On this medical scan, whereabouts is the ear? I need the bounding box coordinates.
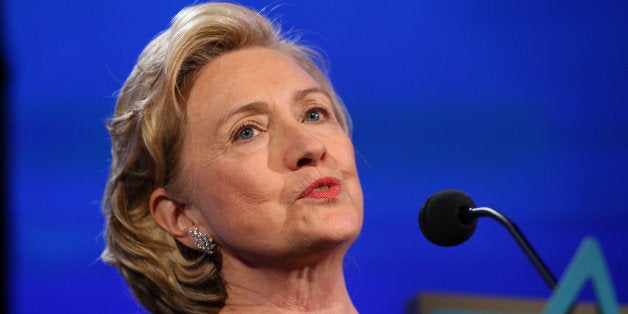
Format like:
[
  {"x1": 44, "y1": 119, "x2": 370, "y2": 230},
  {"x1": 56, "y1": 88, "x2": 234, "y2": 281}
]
[{"x1": 149, "y1": 187, "x2": 196, "y2": 249}]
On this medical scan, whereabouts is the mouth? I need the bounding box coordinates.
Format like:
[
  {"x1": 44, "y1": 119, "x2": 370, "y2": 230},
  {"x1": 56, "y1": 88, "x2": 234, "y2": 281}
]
[{"x1": 298, "y1": 177, "x2": 342, "y2": 200}]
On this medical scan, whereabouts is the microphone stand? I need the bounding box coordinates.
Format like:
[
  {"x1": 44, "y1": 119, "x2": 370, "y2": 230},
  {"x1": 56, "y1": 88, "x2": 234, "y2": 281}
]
[
  {"x1": 467, "y1": 207, "x2": 583, "y2": 314},
  {"x1": 467, "y1": 207, "x2": 558, "y2": 290}
]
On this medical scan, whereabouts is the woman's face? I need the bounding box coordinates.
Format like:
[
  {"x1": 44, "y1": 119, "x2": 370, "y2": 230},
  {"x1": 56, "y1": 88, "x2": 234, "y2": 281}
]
[{"x1": 182, "y1": 47, "x2": 363, "y2": 266}]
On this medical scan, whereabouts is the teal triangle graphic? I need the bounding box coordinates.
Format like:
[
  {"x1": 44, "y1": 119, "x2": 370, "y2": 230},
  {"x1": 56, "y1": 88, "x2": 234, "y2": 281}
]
[
  {"x1": 426, "y1": 237, "x2": 621, "y2": 314},
  {"x1": 542, "y1": 236, "x2": 620, "y2": 314}
]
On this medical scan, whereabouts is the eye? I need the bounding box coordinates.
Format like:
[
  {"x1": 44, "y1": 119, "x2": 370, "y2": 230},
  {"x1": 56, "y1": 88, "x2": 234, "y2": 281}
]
[
  {"x1": 303, "y1": 107, "x2": 328, "y2": 122},
  {"x1": 305, "y1": 111, "x2": 320, "y2": 122},
  {"x1": 233, "y1": 124, "x2": 261, "y2": 142},
  {"x1": 239, "y1": 127, "x2": 256, "y2": 140}
]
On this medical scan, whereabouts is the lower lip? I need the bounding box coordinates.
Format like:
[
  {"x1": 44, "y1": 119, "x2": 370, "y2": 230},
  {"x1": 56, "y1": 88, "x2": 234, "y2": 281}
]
[{"x1": 303, "y1": 184, "x2": 342, "y2": 199}]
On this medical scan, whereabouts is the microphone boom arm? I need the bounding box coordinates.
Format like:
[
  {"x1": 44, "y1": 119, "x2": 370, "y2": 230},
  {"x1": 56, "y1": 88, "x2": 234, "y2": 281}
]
[{"x1": 468, "y1": 207, "x2": 558, "y2": 290}]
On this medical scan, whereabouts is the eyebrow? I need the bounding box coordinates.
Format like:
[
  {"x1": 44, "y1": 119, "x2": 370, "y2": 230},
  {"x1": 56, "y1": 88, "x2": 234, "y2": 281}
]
[
  {"x1": 217, "y1": 87, "x2": 330, "y2": 128},
  {"x1": 217, "y1": 101, "x2": 269, "y2": 129},
  {"x1": 292, "y1": 87, "x2": 330, "y2": 103}
]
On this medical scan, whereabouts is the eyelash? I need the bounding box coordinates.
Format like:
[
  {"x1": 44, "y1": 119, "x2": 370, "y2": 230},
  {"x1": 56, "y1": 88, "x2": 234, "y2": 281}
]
[
  {"x1": 231, "y1": 122, "x2": 262, "y2": 142},
  {"x1": 230, "y1": 106, "x2": 332, "y2": 143},
  {"x1": 303, "y1": 106, "x2": 330, "y2": 122}
]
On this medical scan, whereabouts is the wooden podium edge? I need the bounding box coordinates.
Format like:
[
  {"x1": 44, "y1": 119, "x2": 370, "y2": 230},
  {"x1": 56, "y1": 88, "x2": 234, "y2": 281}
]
[{"x1": 406, "y1": 291, "x2": 628, "y2": 314}]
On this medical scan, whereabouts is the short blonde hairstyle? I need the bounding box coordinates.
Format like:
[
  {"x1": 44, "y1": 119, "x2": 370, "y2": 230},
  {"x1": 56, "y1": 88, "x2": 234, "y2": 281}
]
[{"x1": 101, "y1": 2, "x2": 350, "y2": 313}]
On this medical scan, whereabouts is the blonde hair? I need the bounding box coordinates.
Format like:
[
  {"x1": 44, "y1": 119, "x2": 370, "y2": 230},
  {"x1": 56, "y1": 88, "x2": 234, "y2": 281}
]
[{"x1": 101, "y1": 2, "x2": 350, "y2": 313}]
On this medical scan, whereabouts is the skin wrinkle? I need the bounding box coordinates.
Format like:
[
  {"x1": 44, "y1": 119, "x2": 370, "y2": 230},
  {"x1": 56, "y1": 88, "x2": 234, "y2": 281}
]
[
  {"x1": 179, "y1": 46, "x2": 361, "y2": 312},
  {"x1": 222, "y1": 262, "x2": 351, "y2": 312}
]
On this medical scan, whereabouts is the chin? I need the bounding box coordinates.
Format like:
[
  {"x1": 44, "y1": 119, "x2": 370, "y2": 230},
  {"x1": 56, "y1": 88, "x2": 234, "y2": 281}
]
[
  {"x1": 308, "y1": 210, "x2": 363, "y2": 250},
  {"x1": 263, "y1": 217, "x2": 362, "y2": 269}
]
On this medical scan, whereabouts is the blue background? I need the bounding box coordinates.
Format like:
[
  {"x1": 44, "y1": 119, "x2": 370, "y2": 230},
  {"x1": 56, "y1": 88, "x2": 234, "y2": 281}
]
[{"x1": 7, "y1": 0, "x2": 627, "y2": 313}]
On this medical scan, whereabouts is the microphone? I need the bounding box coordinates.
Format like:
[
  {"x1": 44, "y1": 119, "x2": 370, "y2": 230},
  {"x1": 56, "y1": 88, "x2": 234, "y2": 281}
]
[
  {"x1": 419, "y1": 189, "x2": 477, "y2": 247},
  {"x1": 418, "y1": 189, "x2": 558, "y2": 290}
]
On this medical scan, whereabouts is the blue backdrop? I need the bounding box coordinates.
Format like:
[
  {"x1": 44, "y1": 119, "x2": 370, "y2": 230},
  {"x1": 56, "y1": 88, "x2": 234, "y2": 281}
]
[{"x1": 8, "y1": 0, "x2": 628, "y2": 313}]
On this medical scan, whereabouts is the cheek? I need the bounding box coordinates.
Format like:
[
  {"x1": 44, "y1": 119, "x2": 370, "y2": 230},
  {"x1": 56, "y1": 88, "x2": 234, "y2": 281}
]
[
  {"x1": 189, "y1": 156, "x2": 283, "y2": 233},
  {"x1": 198, "y1": 170, "x2": 261, "y2": 207},
  {"x1": 332, "y1": 136, "x2": 363, "y2": 208},
  {"x1": 333, "y1": 134, "x2": 359, "y2": 175}
]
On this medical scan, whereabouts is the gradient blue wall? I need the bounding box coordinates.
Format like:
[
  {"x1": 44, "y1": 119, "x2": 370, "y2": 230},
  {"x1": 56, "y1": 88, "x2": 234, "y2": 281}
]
[{"x1": 7, "y1": 0, "x2": 628, "y2": 313}]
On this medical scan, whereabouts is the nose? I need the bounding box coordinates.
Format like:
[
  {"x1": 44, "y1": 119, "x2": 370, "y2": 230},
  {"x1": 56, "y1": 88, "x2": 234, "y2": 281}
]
[{"x1": 282, "y1": 124, "x2": 327, "y2": 170}]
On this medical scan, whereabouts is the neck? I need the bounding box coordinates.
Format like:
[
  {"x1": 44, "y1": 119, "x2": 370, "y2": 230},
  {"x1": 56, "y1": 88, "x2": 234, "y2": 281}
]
[{"x1": 219, "y1": 248, "x2": 357, "y2": 313}]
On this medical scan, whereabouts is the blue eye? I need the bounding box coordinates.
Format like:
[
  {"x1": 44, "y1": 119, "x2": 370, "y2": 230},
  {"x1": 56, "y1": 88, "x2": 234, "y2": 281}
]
[
  {"x1": 304, "y1": 110, "x2": 321, "y2": 122},
  {"x1": 236, "y1": 126, "x2": 258, "y2": 141},
  {"x1": 239, "y1": 127, "x2": 255, "y2": 140}
]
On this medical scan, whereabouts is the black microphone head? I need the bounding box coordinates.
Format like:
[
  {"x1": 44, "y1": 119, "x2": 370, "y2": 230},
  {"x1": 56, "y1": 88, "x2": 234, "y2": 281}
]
[{"x1": 419, "y1": 189, "x2": 478, "y2": 247}]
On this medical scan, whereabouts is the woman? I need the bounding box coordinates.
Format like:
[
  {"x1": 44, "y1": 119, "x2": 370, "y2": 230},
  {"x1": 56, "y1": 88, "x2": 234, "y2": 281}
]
[{"x1": 101, "y1": 2, "x2": 363, "y2": 313}]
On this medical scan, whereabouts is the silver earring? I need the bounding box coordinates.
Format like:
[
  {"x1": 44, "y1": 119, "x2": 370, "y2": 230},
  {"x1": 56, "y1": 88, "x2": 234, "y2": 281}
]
[{"x1": 189, "y1": 227, "x2": 216, "y2": 255}]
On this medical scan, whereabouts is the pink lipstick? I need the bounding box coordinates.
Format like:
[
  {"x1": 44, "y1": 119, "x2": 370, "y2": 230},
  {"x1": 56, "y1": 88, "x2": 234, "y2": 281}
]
[{"x1": 298, "y1": 177, "x2": 342, "y2": 199}]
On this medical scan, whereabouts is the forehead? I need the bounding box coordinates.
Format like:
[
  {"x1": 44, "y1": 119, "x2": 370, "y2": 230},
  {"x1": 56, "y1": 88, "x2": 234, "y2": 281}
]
[{"x1": 185, "y1": 47, "x2": 321, "y2": 120}]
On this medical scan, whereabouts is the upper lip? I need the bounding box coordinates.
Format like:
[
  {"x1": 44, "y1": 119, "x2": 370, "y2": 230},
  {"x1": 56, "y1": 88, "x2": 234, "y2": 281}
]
[{"x1": 297, "y1": 176, "x2": 341, "y2": 199}]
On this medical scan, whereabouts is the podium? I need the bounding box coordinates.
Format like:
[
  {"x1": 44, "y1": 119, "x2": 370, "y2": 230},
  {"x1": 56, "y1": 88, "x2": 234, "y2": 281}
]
[
  {"x1": 408, "y1": 237, "x2": 626, "y2": 314},
  {"x1": 407, "y1": 292, "x2": 628, "y2": 314}
]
